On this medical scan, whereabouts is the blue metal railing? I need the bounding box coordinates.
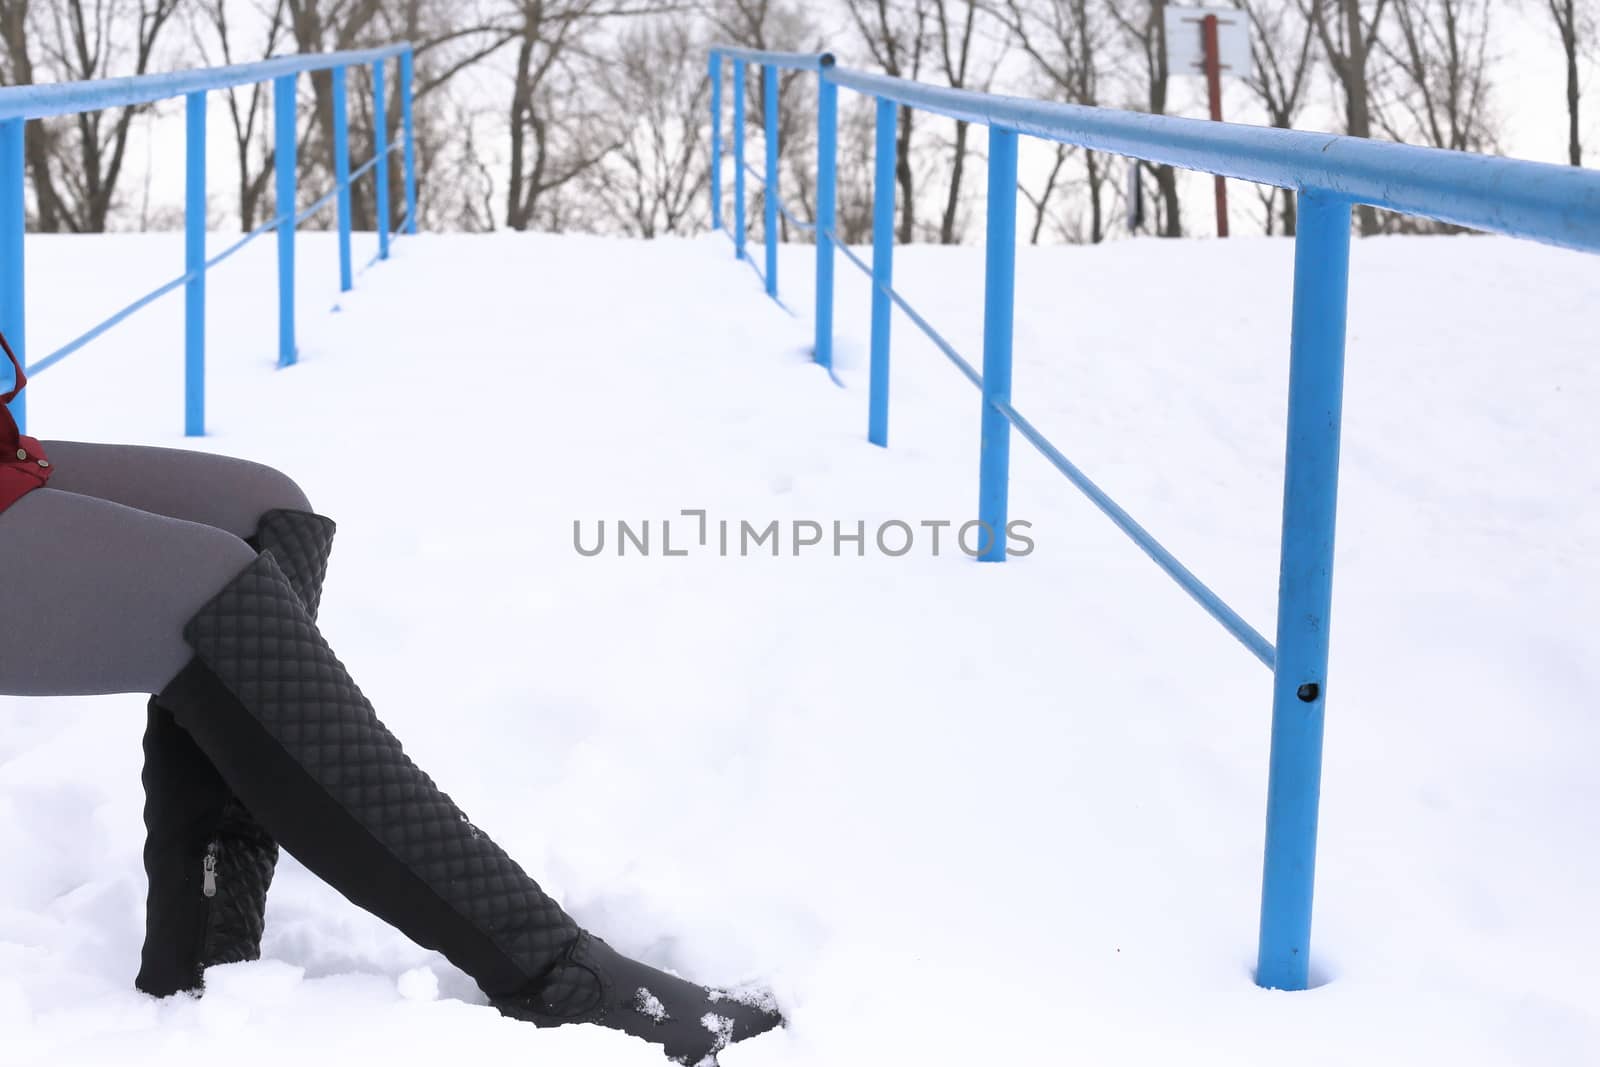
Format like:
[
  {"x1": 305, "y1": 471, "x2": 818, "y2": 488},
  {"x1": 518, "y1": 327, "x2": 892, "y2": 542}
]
[
  {"x1": 707, "y1": 45, "x2": 1600, "y2": 993},
  {"x1": 0, "y1": 44, "x2": 418, "y2": 436}
]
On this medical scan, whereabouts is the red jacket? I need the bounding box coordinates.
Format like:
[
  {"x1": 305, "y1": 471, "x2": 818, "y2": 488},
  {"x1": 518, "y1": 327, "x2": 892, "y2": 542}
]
[{"x1": 0, "y1": 331, "x2": 52, "y2": 515}]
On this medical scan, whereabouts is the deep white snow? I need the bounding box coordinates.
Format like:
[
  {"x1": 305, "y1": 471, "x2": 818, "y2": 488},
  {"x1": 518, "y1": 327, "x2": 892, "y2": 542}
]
[{"x1": 1, "y1": 228, "x2": 1598, "y2": 1066}]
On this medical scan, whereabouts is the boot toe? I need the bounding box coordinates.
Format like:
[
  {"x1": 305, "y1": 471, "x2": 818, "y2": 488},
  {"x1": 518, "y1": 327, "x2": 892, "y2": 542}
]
[{"x1": 579, "y1": 935, "x2": 785, "y2": 1063}]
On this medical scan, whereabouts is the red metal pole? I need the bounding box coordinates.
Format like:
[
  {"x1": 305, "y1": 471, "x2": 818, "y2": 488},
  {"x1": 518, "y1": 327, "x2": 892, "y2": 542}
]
[{"x1": 1203, "y1": 14, "x2": 1230, "y2": 238}]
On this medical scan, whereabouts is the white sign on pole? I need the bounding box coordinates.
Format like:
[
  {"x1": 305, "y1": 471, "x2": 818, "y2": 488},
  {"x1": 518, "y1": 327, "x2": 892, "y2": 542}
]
[{"x1": 1164, "y1": 6, "x2": 1253, "y2": 79}]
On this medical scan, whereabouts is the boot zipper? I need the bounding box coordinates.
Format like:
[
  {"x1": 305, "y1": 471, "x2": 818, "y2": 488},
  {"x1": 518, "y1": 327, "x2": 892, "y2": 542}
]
[
  {"x1": 193, "y1": 838, "x2": 222, "y2": 983},
  {"x1": 202, "y1": 842, "x2": 219, "y2": 899}
]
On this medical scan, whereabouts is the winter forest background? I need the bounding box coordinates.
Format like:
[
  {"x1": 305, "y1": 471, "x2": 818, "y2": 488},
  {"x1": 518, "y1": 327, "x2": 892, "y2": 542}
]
[{"x1": 0, "y1": 0, "x2": 1593, "y2": 243}]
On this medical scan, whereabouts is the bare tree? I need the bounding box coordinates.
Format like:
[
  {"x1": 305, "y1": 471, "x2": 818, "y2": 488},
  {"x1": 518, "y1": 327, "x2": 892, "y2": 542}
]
[
  {"x1": 430, "y1": 104, "x2": 498, "y2": 231},
  {"x1": 929, "y1": 0, "x2": 999, "y2": 243},
  {"x1": 1108, "y1": 0, "x2": 1182, "y2": 237},
  {"x1": 1377, "y1": 0, "x2": 1496, "y2": 154},
  {"x1": 189, "y1": 0, "x2": 289, "y2": 232},
  {"x1": 1305, "y1": 0, "x2": 1388, "y2": 234},
  {"x1": 1017, "y1": 140, "x2": 1067, "y2": 242},
  {"x1": 1540, "y1": 0, "x2": 1591, "y2": 165},
  {"x1": 504, "y1": 1, "x2": 612, "y2": 230},
  {"x1": 831, "y1": 94, "x2": 880, "y2": 244},
  {"x1": 284, "y1": 0, "x2": 399, "y2": 231},
  {"x1": 588, "y1": 14, "x2": 709, "y2": 237},
  {"x1": 707, "y1": 0, "x2": 821, "y2": 242},
  {"x1": 1233, "y1": 0, "x2": 1318, "y2": 234},
  {"x1": 997, "y1": 0, "x2": 1114, "y2": 244},
  {"x1": 0, "y1": 0, "x2": 71, "y2": 231},
  {"x1": 844, "y1": 0, "x2": 929, "y2": 242},
  {"x1": 20, "y1": 0, "x2": 185, "y2": 232}
]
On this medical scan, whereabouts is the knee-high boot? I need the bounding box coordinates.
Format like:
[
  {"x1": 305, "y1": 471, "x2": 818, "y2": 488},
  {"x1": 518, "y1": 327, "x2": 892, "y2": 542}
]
[
  {"x1": 135, "y1": 509, "x2": 336, "y2": 997},
  {"x1": 152, "y1": 549, "x2": 781, "y2": 1064}
]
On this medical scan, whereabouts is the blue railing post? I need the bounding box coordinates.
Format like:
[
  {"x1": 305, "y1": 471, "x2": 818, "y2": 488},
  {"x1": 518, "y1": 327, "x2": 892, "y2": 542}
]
[
  {"x1": 1256, "y1": 189, "x2": 1353, "y2": 992},
  {"x1": 814, "y1": 75, "x2": 837, "y2": 369},
  {"x1": 733, "y1": 59, "x2": 747, "y2": 261},
  {"x1": 710, "y1": 53, "x2": 722, "y2": 231},
  {"x1": 0, "y1": 118, "x2": 24, "y2": 433},
  {"x1": 400, "y1": 48, "x2": 417, "y2": 234},
  {"x1": 868, "y1": 97, "x2": 896, "y2": 447},
  {"x1": 273, "y1": 73, "x2": 298, "y2": 368},
  {"x1": 184, "y1": 91, "x2": 206, "y2": 435},
  {"x1": 762, "y1": 64, "x2": 778, "y2": 297},
  {"x1": 374, "y1": 59, "x2": 390, "y2": 260},
  {"x1": 977, "y1": 128, "x2": 1019, "y2": 562},
  {"x1": 332, "y1": 65, "x2": 353, "y2": 292}
]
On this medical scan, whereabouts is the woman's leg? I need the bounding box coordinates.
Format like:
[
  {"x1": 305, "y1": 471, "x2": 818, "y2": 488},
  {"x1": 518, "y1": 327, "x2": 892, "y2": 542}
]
[
  {"x1": 16, "y1": 444, "x2": 334, "y2": 996},
  {"x1": 38, "y1": 440, "x2": 311, "y2": 538},
  {"x1": 154, "y1": 550, "x2": 783, "y2": 1061},
  {"x1": 0, "y1": 488, "x2": 256, "y2": 696},
  {"x1": 0, "y1": 473, "x2": 781, "y2": 1059}
]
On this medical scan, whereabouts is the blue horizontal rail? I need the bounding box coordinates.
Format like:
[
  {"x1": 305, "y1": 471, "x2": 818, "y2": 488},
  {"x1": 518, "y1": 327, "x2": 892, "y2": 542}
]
[
  {"x1": 824, "y1": 66, "x2": 1600, "y2": 255},
  {"x1": 0, "y1": 44, "x2": 419, "y2": 436},
  {"x1": 714, "y1": 47, "x2": 834, "y2": 71},
  {"x1": 0, "y1": 45, "x2": 410, "y2": 121},
  {"x1": 707, "y1": 43, "x2": 1600, "y2": 996}
]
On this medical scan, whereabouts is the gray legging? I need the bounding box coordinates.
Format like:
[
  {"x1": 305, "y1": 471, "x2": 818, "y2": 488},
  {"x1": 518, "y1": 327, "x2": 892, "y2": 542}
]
[{"x1": 0, "y1": 441, "x2": 312, "y2": 696}]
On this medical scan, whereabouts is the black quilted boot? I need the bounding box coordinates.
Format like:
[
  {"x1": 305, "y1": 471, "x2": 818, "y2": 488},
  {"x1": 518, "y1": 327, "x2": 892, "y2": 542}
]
[
  {"x1": 135, "y1": 509, "x2": 336, "y2": 997},
  {"x1": 152, "y1": 550, "x2": 782, "y2": 1063}
]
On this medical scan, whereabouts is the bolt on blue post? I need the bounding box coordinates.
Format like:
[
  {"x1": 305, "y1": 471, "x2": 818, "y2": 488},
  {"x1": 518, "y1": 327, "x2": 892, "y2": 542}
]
[
  {"x1": 977, "y1": 127, "x2": 1019, "y2": 562},
  {"x1": 1256, "y1": 188, "x2": 1353, "y2": 992},
  {"x1": 709, "y1": 54, "x2": 722, "y2": 231},
  {"x1": 814, "y1": 75, "x2": 837, "y2": 370},
  {"x1": 374, "y1": 59, "x2": 390, "y2": 261},
  {"x1": 332, "y1": 65, "x2": 353, "y2": 293},
  {"x1": 400, "y1": 49, "x2": 417, "y2": 235},
  {"x1": 733, "y1": 60, "x2": 747, "y2": 261},
  {"x1": 273, "y1": 74, "x2": 298, "y2": 368},
  {"x1": 762, "y1": 64, "x2": 778, "y2": 298},
  {"x1": 868, "y1": 97, "x2": 896, "y2": 448},
  {"x1": 0, "y1": 119, "x2": 25, "y2": 434},
  {"x1": 184, "y1": 91, "x2": 206, "y2": 436}
]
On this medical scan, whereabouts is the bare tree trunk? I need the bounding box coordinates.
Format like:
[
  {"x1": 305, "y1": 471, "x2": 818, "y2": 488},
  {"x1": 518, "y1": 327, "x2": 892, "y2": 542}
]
[
  {"x1": 1234, "y1": 0, "x2": 1319, "y2": 235},
  {"x1": 940, "y1": 119, "x2": 966, "y2": 243},
  {"x1": 894, "y1": 107, "x2": 915, "y2": 242},
  {"x1": 0, "y1": 0, "x2": 68, "y2": 231},
  {"x1": 1151, "y1": 9, "x2": 1181, "y2": 238},
  {"x1": 1308, "y1": 0, "x2": 1387, "y2": 234},
  {"x1": 286, "y1": 0, "x2": 386, "y2": 230},
  {"x1": 1110, "y1": 0, "x2": 1182, "y2": 236},
  {"x1": 931, "y1": 0, "x2": 993, "y2": 244},
  {"x1": 505, "y1": 34, "x2": 536, "y2": 231},
  {"x1": 1084, "y1": 148, "x2": 1105, "y2": 243},
  {"x1": 503, "y1": 1, "x2": 624, "y2": 232},
  {"x1": 1568, "y1": 27, "x2": 1582, "y2": 166},
  {"x1": 846, "y1": 0, "x2": 928, "y2": 242},
  {"x1": 24, "y1": 0, "x2": 184, "y2": 231},
  {"x1": 1547, "y1": 0, "x2": 1584, "y2": 166},
  {"x1": 192, "y1": 0, "x2": 287, "y2": 231},
  {"x1": 998, "y1": 0, "x2": 1111, "y2": 242}
]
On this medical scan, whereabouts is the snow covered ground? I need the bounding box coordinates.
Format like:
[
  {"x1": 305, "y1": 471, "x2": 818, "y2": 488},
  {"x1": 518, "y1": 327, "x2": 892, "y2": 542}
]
[{"x1": 1, "y1": 227, "x2": 1598, "y2": 1066}]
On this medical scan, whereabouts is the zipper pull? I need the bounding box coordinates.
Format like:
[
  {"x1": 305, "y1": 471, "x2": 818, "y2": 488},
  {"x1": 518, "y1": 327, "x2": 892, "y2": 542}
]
[{"x1": 202, "y1": 845, "x2": 218, "y2": 899}]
